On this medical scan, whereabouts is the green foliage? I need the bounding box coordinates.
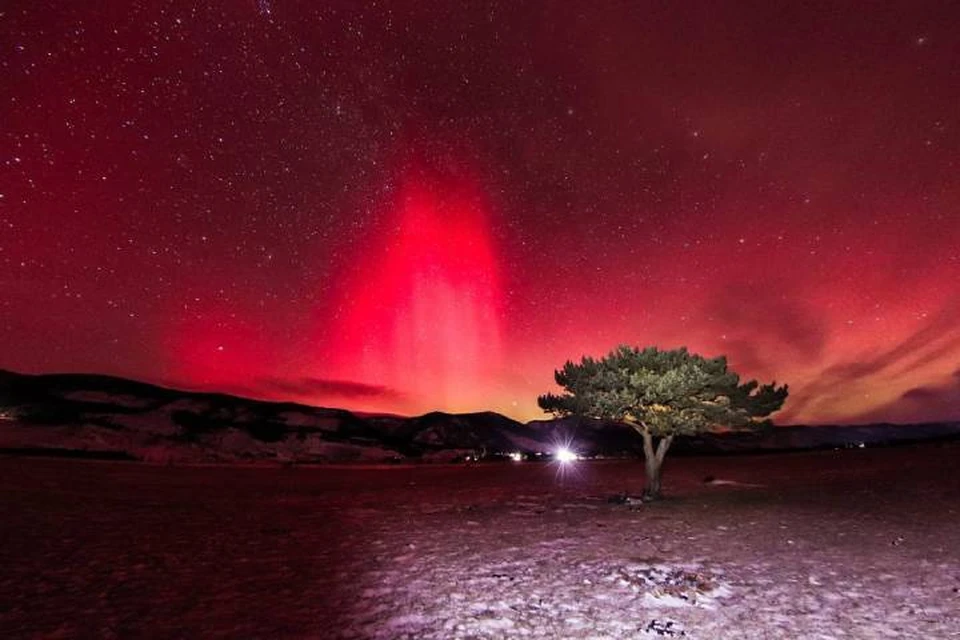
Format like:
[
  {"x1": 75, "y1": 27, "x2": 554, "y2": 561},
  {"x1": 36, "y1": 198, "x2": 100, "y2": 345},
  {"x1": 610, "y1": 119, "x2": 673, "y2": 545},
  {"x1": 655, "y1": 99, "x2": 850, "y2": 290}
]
[{"x1": 538, "y1": 345, "x2": 788, "y2": 437}]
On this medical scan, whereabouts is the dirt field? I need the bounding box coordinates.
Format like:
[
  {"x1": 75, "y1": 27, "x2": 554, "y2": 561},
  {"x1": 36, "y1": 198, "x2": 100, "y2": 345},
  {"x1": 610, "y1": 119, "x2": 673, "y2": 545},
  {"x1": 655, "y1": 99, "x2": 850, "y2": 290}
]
[{"x1": 2, "y1": 443, "x2": 959, "y2": 638}]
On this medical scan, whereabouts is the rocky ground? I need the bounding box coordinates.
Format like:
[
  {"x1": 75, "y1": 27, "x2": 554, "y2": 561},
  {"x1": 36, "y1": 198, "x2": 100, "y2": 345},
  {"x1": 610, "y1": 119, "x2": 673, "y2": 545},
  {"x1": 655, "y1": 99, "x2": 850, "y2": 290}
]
[{"x1": 1, "y1": 443, "x2": 958, "y2": 638}]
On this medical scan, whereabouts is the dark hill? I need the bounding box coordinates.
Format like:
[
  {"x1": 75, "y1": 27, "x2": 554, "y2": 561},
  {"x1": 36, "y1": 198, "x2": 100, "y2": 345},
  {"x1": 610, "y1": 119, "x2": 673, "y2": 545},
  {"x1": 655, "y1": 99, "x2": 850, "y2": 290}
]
[{"x1": 2, "y1": 369, "x2": 959, "y2": 463}]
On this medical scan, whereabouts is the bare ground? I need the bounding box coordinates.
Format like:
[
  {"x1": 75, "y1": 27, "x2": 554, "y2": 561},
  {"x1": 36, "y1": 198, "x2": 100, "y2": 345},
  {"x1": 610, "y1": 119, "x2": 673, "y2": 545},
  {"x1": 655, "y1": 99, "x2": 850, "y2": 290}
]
[{"x1": 1, "y1": 443, "x2": 959, "y2": 638}]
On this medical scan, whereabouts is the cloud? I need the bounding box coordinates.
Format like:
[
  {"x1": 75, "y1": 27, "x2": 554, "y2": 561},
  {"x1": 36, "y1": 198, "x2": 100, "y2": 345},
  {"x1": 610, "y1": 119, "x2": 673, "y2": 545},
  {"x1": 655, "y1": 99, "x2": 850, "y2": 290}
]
[
  {"x1": 780, "y1": 299, "x2": 960, "y2": 423},
  {"x1": 829, "y1": 304, "x2": 960, "y2": 382},
  {"x1": 703, "y1": 281, "x2": 827, "y2": 373},
  {"x1": 715, "y1": 338, "x2": 769, "y2": 377},
  {"x1": 261, "y1": 377, "x2": 404, "y2": 401},
  {"x1": 852, "y1": 368, "x2": 960, "y2": 424}
]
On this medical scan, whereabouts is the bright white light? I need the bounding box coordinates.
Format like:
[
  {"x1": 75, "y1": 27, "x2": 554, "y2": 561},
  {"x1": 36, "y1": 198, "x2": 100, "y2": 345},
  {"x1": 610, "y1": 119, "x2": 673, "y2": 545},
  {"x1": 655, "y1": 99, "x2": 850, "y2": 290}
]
[
  {"x1": 509, "y1": 452, "x2": 524, "y2": 462},
  {"x1": 555, "y1": 447, "x2": 578, "y2": 463}
]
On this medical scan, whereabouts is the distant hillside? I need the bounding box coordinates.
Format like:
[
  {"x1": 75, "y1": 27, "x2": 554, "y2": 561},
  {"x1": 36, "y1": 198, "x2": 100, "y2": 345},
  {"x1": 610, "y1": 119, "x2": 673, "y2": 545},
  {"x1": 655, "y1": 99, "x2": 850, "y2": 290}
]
[{"x1": 2, "y1": 369, "x2": 959, "y2": 463}]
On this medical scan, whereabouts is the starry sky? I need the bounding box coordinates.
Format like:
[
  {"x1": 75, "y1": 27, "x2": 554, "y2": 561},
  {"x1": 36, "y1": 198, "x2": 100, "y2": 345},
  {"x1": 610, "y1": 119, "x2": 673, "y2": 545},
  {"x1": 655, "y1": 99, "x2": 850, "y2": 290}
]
[{"x1": 3, "y1": 1, "x2": 959, "y2": 425}]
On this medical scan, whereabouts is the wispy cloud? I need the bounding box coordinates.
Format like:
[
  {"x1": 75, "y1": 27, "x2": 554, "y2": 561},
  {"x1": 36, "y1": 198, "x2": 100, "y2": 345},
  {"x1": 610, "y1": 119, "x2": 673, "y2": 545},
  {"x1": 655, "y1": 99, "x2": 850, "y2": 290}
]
[
  {"x1": 779, "y1": 298, "x2": 960, "y2": 423},
  {"x1": 704, "y1": 281, "x2": 827, "y2": 375},
  {"x1": 852, "y1": 368, "x2": 960, "y2": 424},
  {"x1": 261, "y1": 377, "x2": 404, "y2": 401}
]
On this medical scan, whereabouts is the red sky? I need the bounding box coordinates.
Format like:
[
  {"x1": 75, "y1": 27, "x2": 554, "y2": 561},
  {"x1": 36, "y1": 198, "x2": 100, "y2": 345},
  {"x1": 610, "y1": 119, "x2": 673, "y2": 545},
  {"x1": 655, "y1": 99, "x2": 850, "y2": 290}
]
[{"x1": 2, "y1": 1, "x2": 959, "y2": 424}]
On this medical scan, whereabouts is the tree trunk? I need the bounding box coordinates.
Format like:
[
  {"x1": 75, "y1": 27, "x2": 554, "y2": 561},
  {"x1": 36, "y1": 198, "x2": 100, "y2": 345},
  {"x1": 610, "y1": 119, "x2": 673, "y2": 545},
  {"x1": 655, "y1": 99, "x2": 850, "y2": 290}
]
[
  {"x1": 639, "y1": 429, "x2": 673, "y2": 501},
  {"x1": 643, "y1": 455, "x2": 662, "y2": 501}
]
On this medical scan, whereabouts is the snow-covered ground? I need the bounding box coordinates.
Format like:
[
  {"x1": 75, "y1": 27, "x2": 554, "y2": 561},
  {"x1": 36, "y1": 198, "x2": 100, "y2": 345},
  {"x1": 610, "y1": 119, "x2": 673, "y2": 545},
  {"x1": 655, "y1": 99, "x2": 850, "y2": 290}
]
[{"x1": 1, "y1": 443, "x2": 958, "y2": 638}]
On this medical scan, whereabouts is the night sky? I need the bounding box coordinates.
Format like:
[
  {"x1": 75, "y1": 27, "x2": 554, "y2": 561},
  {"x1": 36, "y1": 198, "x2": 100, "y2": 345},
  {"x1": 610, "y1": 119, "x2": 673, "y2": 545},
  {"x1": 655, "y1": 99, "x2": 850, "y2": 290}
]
[{"x1": 3, "y1": 1, "x2": 959, "y2": 424}]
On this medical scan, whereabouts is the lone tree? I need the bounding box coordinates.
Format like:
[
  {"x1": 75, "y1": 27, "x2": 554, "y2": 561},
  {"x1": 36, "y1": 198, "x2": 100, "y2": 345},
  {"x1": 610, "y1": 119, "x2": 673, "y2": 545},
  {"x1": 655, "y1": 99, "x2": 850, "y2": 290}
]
[{"x1": 538, "y1": 345, "x2": 788, "y2": 501}]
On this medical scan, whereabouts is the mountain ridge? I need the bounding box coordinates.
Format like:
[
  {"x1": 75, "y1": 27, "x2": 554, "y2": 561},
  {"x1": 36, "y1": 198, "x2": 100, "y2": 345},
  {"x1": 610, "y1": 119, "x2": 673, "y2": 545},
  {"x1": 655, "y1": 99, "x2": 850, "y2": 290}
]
[{"x1": 2, "y1": 369, "x2": 959, "y2": 463}]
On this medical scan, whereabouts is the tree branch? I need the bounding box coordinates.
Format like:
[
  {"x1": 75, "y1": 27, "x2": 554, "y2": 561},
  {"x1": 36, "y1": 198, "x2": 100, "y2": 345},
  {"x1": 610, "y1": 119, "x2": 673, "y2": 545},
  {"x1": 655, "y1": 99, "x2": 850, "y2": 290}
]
[
  {"x1": 655, "y1": 435, "x2": 673, "y2": 465},
  {"x1": 640, "y1": 425, "x2": 655, "y2": 462}
]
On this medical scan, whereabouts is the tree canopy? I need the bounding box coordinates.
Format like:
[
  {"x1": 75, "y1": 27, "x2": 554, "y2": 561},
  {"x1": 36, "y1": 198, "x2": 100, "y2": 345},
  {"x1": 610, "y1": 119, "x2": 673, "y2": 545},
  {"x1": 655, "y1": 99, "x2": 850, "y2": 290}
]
[{"x1": 538, "y1": 345, "x2": 788, "y2": 437}]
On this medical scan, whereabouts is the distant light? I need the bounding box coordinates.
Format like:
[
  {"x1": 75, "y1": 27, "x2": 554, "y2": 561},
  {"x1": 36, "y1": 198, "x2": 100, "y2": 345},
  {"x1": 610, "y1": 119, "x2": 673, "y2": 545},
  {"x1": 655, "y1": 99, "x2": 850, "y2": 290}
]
[
  {"x1": 508, "y1": 452, "x2": 524, "y2": 462},
  {"x1": 555, "y1": 447, "x2": 578, "y2": 463}
]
